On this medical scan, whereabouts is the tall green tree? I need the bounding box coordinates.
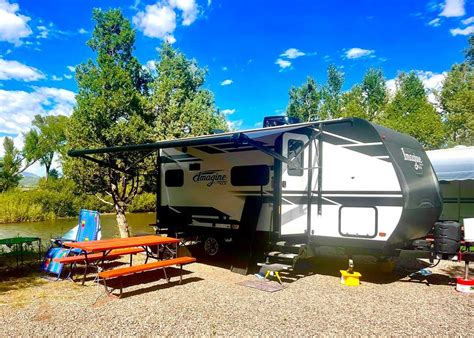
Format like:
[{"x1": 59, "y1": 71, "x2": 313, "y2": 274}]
[
  {"x1": 65, "y1": 9, "x2": 153, "y2": 237},
  {"x1": 151, "y1": 43, "x2": 227, "y2": 140},
  {"x1": 286, "y1": 77, "x2": 322, "y2": 121},
  {"x1": 320, "y1": 65, "x2": 344, "y2": 119},
  {"x1": 361, "y1": 68, "x2": 388, "y2": 121},
  {"x1": 341, "y1": 85, "x2": 366, "y2": 118},
  {"x1": 381, "y1": 72, "x2": 444, "y2": 149},
  {"x1": 465, "y1": 35, "x2": 474, "y2": 67},
  {"x1": 438, "y1": 36, "x2": 474, "y2": 146},
  {"x1": 23, "y1": 115, "x2": 68, "y2": 180},
  {"x1": 0, "y1": 137, "x2": 23, "y2": 192}
]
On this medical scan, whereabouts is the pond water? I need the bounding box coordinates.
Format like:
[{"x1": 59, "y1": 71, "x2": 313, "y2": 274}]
[{"x1": 0, "y1": 212, "x2": 156, "y2": 243}]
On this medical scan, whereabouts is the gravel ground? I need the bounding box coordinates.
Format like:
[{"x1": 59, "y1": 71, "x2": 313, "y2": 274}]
[{"x1": 0, "y1": 254, "x2": 472, "y2": 336}]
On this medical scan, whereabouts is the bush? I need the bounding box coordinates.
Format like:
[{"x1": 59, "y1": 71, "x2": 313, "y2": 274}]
[
  {"x1": 129, "y1": 192, "x2": 155, "y2": 212},
  {"x1": 0, "y1": 177, "x2": 154, "y2": 223},
  {"x1": 0, "y1": 191, "x2": 54, "y2": 223}
]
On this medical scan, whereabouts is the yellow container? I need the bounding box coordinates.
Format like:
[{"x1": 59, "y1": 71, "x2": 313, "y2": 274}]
[{"x1": 340, "y1": 270, "x2": 362, "y2": 286}]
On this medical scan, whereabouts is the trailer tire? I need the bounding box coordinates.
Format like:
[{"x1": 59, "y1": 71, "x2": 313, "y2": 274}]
[{"x1": 203, "y1": 236, "x2": 220, "y2": 257}]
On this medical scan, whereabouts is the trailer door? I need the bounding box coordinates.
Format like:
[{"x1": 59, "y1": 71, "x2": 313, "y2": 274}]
[{"x1": 280, "y1": 132, "x2": 311, "y2": 236}]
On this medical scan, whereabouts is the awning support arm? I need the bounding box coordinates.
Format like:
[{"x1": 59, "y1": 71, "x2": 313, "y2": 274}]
[
  {"x1": 237, "y1": 134, "x2": 290, "y2": 163},
  {"x1": 236, "y1": 129, "x2": 321, "y2": 167}
]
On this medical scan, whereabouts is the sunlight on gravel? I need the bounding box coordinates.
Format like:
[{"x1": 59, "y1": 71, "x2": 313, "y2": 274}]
[{"x1": 0, "y1": 256, "x2": 472, "y2": 336}]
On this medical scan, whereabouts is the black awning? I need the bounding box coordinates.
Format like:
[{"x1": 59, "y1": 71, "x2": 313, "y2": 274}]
[{"x1": 68, "y1": 117, "x2": 353, "y2": 158}]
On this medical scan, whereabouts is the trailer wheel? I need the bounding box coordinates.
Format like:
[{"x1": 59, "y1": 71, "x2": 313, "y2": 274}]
[{"x1": 203, "y1": 236, "x2": 219, "y2": 256}]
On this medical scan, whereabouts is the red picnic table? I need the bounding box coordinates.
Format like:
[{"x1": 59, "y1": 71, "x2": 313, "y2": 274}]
[{"x1": 60, "y1": 235, "x2": 181, "y2": 285}]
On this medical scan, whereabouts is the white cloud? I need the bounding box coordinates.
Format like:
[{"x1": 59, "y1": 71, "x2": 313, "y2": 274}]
[
  {"x1": 462, "y1": 16, "x2": 474, "y2": 25},
  {"x1": 67, "y1": 65, "x2": 75, "y2": 72},
  {"x1": 0, "y1": 0, "x2": 32, "y2": 46},
  {"x1": 220, "y1": 79, "x2": 233, "y2": 86},
  {"x1": 221, "y1": 66, "x2": 227, "y2": 71},
  {"x1": 0, "y1": 87, "x2": 76, "y2": 135},
  {"x1": 227, "y1": 119, "x2": 243, "y2": 131},
  {"x1": 64, "y1": 74, "x2": 72, "y2": 80},
  {"x1": 146, "y1": 60, "x2": 156, "y2": 70},
  {"x1": 345, "y1": 48, "x2": 375, "y2": 59},
  {"x1": 418, "y1": 70, "x2": 447, "y2": 105},
  {"x1": 130, "y1": 0, "x2": 141, "y2": 10},
  {"x1": 428, "y1": 18, "x2": 441, "y2": 26},
  {"x1": 37, "y1": 25, "x2": 49, "y2": 39},
  {"x1": 450, "y1": 25, "x2": 474, "y2": 36},
  {"x1": 275, "y1": 58, "x2": 291, "y2": 69},
  {"x1": 416, "y1": 70, "x2": 446, "y2": 91},
  {"x1": 440, "y1": 0, "x2": 465, "y2": 17},
  {"x1": 165, "y1": 35, "x2": 176, "y2": 44},
  {"x1": 78, "y1": 28, "x2": 88, "y2": 34},
  {"x1": 133, "y1": 0, "x2": 199, "y2": 42},
  {"x1": 220, "y1": 109, "x2": 235, "y2": 116},
  {"x1": 169, "y1": 0, "x2": 199, "y2": 26},
  {"x1": 133, "y1": 3, "x2": 176, "y2": 42},
  {"x1": 280, "y1": 48, "x2": 305, "y2": 59},
  {"x1": 51, "y1": 75, "x2": 62, "y2": 81},
  {"x1": 0, "y1": 58, "x2": 45, "y2": 81}
]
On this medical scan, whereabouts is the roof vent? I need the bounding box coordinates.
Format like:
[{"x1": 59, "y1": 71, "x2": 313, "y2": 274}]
[{"x1": 263, "y1": 116, "x2": 301, "y2": 128}]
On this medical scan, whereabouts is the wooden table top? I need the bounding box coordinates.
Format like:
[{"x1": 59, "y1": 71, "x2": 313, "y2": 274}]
[{"x1": 65, "y1": 235, "x2": 179, "y2": 252}]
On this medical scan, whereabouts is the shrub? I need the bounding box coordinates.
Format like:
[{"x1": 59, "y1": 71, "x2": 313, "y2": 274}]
[
  {"x1": 129, "y1": 192, "x2": 156, "y2": 212},
  {"x1": 0, "y1": 177, "x2": 154, "y2": 223}
]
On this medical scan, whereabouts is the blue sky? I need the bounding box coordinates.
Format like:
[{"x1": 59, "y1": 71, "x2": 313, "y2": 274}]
[{"x1": 0, "y1": 0, "x2": 473, "y2": 174}]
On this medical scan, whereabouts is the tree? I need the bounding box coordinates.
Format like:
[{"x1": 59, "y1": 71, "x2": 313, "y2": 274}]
[
  {"x1": 438, "y1": 36, "x2": 474, "y2": 146},
  {"x1": 361, "y1": 68, "x2": 388, "y2": 121},
  {"x1": 0, "y1": 137, "x2": 22, "y2": 192},
  {"x1": 65, "y1": 9, "x2": 153, "y2": 238},
  {"x1": 286, "y1": 77, "x2": 322, "y2": 121},
  {"x1": 23, "y1": 115, "x2": 68, "y2": 180},
  {"x1": 465, "y1": 35, "x2": 474, "y2": 67},
  {"x1": 150, "y1": 43, "x2": 227, "y2": 140},
  {"x1": 320, "y1": 65, "x2": 344, "y2": 119},
  {"x1": 381, "y1": 72, "x2": 444, "y2": 149},
  {"x1": 285, "y1": 65, "x2": 344, "y2": 121},
  {"x1": 341, "y1": 85, "x2": 366, "y2": 118}
]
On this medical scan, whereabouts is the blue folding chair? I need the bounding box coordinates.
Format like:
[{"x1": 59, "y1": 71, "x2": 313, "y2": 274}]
[
  {"x1": 42, "y1": 209, "x2": 101, "y2": 279},
  {"x1": 41, "y1": 247, "x2": 71, "y2": 278}
]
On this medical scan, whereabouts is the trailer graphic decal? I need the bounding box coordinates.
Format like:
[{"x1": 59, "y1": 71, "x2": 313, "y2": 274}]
[
  {"x1": 193, "y1": 170, "x2": 227, "y2": 186},
  {"x1": 401, "y1": 148, "x2": 424, "y2": 175}
]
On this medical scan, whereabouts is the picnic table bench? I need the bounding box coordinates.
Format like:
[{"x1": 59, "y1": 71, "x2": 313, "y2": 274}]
[
  {"x1": 53, "y1": 247, "x2": 145, "y2": 284},
  {"x1": 63, "y1": 235, "x2": 196, "y2": 297},
  {"x1": 99, "y1": 256, "x2": 196, "y2": 297}
]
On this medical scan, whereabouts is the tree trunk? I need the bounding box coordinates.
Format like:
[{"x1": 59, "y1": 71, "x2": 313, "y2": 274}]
[
  {"x1": 45, "y1": 163, "x2": 50, "y2": 181},
  {"x1": 115, "y1": 204, "x2": 130, "y2": 238}
]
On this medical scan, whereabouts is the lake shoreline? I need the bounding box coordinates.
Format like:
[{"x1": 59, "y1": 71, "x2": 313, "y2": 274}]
[{"x1": 0, "y1": 211, "x2": 155, "y2": 225}]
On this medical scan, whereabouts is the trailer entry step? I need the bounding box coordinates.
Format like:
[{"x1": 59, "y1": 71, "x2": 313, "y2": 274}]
[{"x1": 267, "y1": 252, "x2": 299, "y2": 260}]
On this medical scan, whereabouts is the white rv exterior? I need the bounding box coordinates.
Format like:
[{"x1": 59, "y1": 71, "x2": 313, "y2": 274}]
[{"x1": 157, "y1": 118, "x2": 442, "y2": 257}]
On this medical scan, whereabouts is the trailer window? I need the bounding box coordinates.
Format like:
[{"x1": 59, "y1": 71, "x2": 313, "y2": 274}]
[
  {"x1": 165, "y1": 169, "x2": 184, "y2": 187},
  {"x1": 288, "y1": 139, "x2": 304, "y2": 176},
  {"x1": 189, "y1": 163, "x2": 200, "y2": 171},
  {"x1": 231, "y1": 165, "x2": 269, "y2": 186}
]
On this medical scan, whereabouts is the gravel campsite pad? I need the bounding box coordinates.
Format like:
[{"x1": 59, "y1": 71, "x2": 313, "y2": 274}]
[{"x1": 0, "y1": 256, "x2": 472, "y2": 336}]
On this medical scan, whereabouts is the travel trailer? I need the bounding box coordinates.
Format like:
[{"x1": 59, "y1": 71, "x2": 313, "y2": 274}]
[{"x1": 69, "y1": 117, "x2": 444, "y2": 272}]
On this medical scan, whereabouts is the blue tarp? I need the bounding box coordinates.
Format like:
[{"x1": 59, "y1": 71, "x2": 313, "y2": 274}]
[{"x1": 427, "y1": 146, "x2": 474, "y2": 181}]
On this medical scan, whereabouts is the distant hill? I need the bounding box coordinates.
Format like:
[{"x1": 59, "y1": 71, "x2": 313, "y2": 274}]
[{"x1": 20, "y1": 172, "x2": 41, "y2": 188}]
